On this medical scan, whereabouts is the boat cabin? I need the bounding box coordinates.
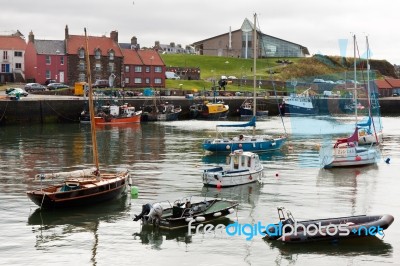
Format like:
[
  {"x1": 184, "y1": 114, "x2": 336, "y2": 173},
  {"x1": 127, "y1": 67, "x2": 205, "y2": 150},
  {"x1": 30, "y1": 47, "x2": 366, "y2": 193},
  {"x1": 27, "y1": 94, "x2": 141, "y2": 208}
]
[{"x1": 228, "y1": 149, "x2": 260, "y2": 171}]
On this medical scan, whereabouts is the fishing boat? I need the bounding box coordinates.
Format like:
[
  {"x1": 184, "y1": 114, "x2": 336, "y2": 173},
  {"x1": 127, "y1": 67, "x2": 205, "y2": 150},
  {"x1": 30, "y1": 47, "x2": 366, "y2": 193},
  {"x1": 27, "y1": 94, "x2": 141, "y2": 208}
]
[
  {"x1": 239, "y1": 98, "x2": 269, "y2": 117},
  {"x1": 279, "y1": 88, "x2": 316, "y2": 116},
  {"x1": 202, "y1": 14, "x2": 286, "y2": 153},
  {"x1": 319, "y1": 35, "x2": 378, "y2": 168},
  {"x1": 189, "y1": 100, "x2": 229, "y2": 120},
  {"x1": 202, "y1": 149, "x2": 264, "y2": 187},
  {"x1": 94, "y1": 103, "x2": 142, "y2": 125},
  {"x1": 132, "y1": 196, "x2": 238, "y2": 230},
  {"x1": 263, "y1": 207, "x2": 394, "y2": 243},
  {"x1": 26, "y1": 28, "x2": 130, "y2": 209},
  {"x1": 142, "y1": 99, "x2": 182, "y2": 121}
]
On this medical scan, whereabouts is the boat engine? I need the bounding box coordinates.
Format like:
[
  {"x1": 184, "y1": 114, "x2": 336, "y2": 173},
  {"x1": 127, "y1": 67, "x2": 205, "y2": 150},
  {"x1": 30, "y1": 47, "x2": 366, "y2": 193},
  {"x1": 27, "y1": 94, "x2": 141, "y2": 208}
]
[{"x1": 148, "y1": 203, "x2": 163, "y2": 223}]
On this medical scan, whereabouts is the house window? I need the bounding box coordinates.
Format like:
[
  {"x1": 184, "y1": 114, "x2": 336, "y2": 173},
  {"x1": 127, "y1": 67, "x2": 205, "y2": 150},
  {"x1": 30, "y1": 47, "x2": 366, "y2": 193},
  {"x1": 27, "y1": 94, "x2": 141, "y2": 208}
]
[
  {"x1": 14, "y1": 51, "x2": 23, "y2": 57},
  {"x1": 95, "y1": 49, "x2": 101, "y2": 60},
  {"x1": 145, "y1": 66, "x2": 150, "y2": 73},
  {"x1": 134, "y1": 78, "x2": 142, "y2": 84},
  {"x1": 79, "y1": 73, "x2": 86, "y2": 82},
  {"x1": 154, "y1": 66, "x2": 162, "y2": 73},
  {"x1": 3, "y1": 51, "x2": 8, "y2": 60},
  {"x1": 79, "y1": 61, "x2": 85, "y2": 71},
  {"x1": 46, "y1": 70, "x2": 51, "y2": 79},
  {"x1": 60, "y1": 56, "x2": 64, "y2": 65},
  {"x1": 124, "y1": 77, "x2": 130, "y2": 84},
  {"x1": 125, "y1": 66, "x2": 130, "y2": 72},
  {"x1": 109, "y1": 51, "x2": 114, "y2": 60},
  {"x1": 79, "y1": 49, "x2": 85, "y2": 58},
  {"x1": 15, "y1": 63, "x2": 21, "y2": 69},
  {"x1": 154, "y1": 78, "x2": 162, "y2": 84},
  {"x1": 145, "y1": 78, "x2": 150, "y2": 84},
  {"x1": 135, "y1": 66, "x2": 142, "y2": 72},
  {"x1": 46, "y1": 55, "x2": 51, "y2": 65},
  {"x1": 109, "y1": 63, "x2": 115, "y2": 72},
  {"x1": 95, "y1": 63, "x2": 101, "y2": 71}
]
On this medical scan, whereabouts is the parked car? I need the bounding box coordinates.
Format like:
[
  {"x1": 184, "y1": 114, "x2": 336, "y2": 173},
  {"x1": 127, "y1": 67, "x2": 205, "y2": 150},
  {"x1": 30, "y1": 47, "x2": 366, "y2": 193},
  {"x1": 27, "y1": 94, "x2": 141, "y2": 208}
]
[
  {"x1": 313, "y1": 78, "x2": 325, "y2": 83},
  {"x1": 392, "y1": 93, "x2": 399, "y2": 97},
  {"x1": 44, "y1": 79, "x2": 56, "y2": 86},
  {"x1": 24, "y1": 83, "x2": 46, "y2": 92},
  {"x1": 6, "y1": 88, "x2": 28, "y2": 97},
  {"x1": 93, "y1": 79, "x2": 109, "y2": 88},
  {"x1": 165, "y1": 72, "x2": 180, "y2": 80},
  {"x1": 47, "y1": 83, "x2": 69, "y2": 90}
]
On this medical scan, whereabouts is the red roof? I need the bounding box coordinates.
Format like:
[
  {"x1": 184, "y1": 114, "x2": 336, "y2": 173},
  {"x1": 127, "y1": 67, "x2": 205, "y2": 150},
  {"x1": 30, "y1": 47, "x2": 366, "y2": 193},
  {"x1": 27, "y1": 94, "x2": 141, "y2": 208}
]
[
  {"x1": 66, "y1": 35, "x2": 122, "y2": 56},
  {"x1": 137, "y1": 50, "x2": 164, "y2": 65},
  {"x1": 375, "y1": 79, "x2": 392, "y2": 89},
  {"x1": 121, "y1": 49, "x2": 142, "y2": 65},
  {"x1": 385, "y1": 78, "x2": 400, "y2": 88},
  {"x1": 0, "y1": 36, "x2": 26, "y2": 50}
]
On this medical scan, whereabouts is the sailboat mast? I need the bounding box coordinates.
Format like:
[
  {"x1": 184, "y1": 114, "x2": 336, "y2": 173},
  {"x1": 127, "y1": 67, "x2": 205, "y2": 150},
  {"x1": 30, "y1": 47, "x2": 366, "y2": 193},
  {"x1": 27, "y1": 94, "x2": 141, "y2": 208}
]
[
  {"x1": 84, "y1": 28, "x2": 100, "y2": 175},
  {"x1": 253, "y1": 13, "x2": 257, "y2": 118},
  {"x1": 252, "y1": 13, "x2": 257, "y2": 135},
  {"x1": 353, "y1": 34, "x2": 358, "y2": 124}
]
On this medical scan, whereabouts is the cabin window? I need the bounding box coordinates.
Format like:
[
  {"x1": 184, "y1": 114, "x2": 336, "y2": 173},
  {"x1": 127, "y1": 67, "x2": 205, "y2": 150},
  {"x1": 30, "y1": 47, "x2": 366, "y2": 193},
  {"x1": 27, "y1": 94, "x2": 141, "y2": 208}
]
[
  {"x1": 233, "y1": 156, "x2": 239, "y2": 169},
  {"x1": 248, "y1": 157, "x2": 251, "y2": 167},
  {"x1": 241, "y1": 156, "x2": 245, "y2": 167}
]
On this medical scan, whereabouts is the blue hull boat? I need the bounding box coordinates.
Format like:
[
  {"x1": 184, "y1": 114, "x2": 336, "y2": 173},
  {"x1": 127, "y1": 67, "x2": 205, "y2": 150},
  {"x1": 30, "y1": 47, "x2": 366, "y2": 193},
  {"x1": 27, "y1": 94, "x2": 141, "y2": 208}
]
[{"x1": 203, "y1": 135, "x2": 286, "y2": 152}]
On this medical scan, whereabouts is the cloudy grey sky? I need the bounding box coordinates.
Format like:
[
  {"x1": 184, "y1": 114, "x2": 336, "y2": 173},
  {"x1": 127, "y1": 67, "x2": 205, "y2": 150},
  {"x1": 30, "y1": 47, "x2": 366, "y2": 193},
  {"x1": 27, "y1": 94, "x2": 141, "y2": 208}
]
[{"x1": 2, "y1": 0, "x2": 399, "y2": 64}]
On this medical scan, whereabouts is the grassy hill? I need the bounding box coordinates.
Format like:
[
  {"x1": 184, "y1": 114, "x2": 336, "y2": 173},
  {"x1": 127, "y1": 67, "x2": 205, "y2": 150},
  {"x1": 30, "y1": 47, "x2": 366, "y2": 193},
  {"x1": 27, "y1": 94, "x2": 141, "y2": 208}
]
[{"x1": 162, "y1": 53, "x2": 396, "y2": 92}]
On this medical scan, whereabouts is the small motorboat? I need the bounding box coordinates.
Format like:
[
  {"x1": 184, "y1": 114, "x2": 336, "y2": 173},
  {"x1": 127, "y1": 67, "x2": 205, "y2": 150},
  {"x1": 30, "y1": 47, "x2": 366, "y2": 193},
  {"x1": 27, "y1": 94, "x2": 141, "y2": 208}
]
[
  {"x1": 202, "y1": 149, "x2": 264, "y2": 187},
  {"x1": 132, "y1": 196, "x2": 238, "y2": 230},
  {"x1": 264, "y1": 207, "x2": 394, "y2": 243}
]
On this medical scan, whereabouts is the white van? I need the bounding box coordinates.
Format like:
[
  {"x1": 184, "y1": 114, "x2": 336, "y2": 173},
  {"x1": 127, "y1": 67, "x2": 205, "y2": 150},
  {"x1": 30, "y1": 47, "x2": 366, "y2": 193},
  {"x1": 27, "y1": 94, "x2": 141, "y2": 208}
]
[{"x1": 165, "y1": 71, "x2": 180, "y2": 80}]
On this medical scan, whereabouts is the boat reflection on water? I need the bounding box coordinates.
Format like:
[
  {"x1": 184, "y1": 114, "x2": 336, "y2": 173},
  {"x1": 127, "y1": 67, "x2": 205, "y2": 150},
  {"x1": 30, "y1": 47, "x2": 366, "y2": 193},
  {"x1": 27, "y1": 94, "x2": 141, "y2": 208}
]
[
  {"x1": 201, "y1": 182, "x2": 261, "y2": 206},
  {"x1": 133, "y1": 217, "x2": 234, "y2": 249},
  {"x1": 264, "y1": 236, "x2": 393, "y2": 264},
  {"x1": 27, "y1": 195, "x2": 130, "y2": 265}
]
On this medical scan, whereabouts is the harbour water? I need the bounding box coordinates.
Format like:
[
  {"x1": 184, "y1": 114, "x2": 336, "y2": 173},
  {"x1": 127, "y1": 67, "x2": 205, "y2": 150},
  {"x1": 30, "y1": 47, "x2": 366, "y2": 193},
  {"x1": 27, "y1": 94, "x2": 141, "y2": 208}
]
[{"x1": 0, "y1": 115, "x2": 399, "y2": 266}]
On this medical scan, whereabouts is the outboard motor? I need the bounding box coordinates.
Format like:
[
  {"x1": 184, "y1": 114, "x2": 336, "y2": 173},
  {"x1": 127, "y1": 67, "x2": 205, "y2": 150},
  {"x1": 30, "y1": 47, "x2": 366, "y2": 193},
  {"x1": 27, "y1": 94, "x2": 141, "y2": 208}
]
[{"x1": 148, "y1": 203, "x2": 163, "y2": 223}]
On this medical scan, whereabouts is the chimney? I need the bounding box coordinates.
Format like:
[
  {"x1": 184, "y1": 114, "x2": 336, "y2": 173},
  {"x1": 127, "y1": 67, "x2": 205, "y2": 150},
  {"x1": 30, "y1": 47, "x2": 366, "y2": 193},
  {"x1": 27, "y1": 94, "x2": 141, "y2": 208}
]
[
  {"x1": 65, "y1": 25, "x2": 69, "y2": 39},
  {"x1": 28, "y1": 31, "x2": 35, "y2": 43},
  {"x1": 131, "y1": 36, "x2": 137, "y2": 45},
  {"x1": 110, "y1": 30, "x2": 118, "y2": 42},
  {"x1": 155, "y1": 41, "x2": 160, "y2": 47},
  {"x1": 170, "y1": 42, "x2": 175, "y2": 47}
]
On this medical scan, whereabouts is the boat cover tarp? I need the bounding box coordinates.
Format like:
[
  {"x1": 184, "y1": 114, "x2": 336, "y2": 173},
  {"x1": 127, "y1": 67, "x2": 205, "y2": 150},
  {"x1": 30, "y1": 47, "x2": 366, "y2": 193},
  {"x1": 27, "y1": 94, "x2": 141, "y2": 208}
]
[
  {"x1": 334, "y1": 127, "x2": 359, "y2": 147},
  {"x1": 217, "y1": 116, "x2": 256, "y2": 128}
]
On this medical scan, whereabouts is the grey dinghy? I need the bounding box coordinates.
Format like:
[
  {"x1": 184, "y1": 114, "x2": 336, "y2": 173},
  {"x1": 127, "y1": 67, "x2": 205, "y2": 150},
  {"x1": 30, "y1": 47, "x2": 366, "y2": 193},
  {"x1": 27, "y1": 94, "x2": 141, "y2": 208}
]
[
  {"x1": 133, "y1": 197, "x2": 238, "y2": 230},
  {"x1": 264, "y1": 207, "x2": 394, "y2": 243}
]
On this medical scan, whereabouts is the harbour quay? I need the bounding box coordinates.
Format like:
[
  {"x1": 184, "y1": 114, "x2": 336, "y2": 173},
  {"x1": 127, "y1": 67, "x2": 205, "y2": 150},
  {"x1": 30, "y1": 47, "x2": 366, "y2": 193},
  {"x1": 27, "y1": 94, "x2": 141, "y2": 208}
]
[{"x1": 0, "y1": 96, "x2": 398, "y2": 125}]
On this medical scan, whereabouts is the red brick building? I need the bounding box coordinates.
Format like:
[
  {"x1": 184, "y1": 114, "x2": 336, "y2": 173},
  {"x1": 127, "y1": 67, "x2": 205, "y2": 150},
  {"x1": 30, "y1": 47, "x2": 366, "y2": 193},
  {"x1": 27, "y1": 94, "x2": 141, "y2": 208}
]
[{"x1": 122, "y1": 48, "x2": 165, "y2": 88}]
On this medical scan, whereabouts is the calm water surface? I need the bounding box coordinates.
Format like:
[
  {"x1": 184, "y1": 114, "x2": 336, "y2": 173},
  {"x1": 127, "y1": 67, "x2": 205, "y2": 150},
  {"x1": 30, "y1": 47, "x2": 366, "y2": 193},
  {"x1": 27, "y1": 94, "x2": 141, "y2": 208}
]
[{"x1": 0, "y1": 116, "x2": 399, "y2": 266}]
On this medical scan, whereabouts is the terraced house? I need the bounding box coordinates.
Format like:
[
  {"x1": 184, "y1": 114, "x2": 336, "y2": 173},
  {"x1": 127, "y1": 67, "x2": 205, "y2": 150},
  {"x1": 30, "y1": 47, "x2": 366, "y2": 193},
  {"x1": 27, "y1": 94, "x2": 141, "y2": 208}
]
[{"x1": 0, "y1": 31, "x2": 26, "y2": 83}]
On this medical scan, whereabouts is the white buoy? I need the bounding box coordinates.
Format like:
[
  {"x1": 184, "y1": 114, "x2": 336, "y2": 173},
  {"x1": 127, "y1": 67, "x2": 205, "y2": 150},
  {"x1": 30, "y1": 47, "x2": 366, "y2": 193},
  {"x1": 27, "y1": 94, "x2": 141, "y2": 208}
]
[
  {"x1": 228, "y1": 208, "x2": 235, "y2": 214},
  {"x1": 185, "y1": 217, "x2": 194, "y2": 222},
  {"x1": 213, "y1": 212, "x2": 222, "y2": 217}
]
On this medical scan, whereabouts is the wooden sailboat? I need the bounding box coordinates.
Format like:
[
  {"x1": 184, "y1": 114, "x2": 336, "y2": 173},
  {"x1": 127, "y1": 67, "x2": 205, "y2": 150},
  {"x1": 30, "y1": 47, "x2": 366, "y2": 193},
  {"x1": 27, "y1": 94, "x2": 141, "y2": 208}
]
[
  {"x1": 202, "y1": 13, "x2": 286, "y2": 153},
  {"x1": 26, "y1": 28, "x2": 130, "y2": 209},
  {"x1": 319, "y1": 35, "x2": 378, "y2": 168}
]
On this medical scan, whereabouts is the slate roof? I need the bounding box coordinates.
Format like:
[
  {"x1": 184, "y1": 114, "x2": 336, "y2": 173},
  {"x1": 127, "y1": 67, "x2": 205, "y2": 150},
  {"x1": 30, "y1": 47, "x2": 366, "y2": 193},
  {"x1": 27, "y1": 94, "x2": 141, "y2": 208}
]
[{"x1": 34, "y1": 40, "x2": 65, "y2": 55}]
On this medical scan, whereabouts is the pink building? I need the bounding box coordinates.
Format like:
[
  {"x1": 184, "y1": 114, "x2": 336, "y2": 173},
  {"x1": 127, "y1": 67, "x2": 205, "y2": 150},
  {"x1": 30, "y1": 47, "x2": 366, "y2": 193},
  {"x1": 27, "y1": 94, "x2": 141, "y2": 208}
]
[{"x1": 25, "y1": 31, "x2": 68, "y2": 84}]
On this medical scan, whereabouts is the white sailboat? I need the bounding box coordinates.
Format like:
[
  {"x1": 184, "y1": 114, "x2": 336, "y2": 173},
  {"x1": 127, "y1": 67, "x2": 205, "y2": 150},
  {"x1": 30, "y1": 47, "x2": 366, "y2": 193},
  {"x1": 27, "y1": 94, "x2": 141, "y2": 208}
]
[{"x1": 320, "y1": 35, "x2": 378, "y2": 168}]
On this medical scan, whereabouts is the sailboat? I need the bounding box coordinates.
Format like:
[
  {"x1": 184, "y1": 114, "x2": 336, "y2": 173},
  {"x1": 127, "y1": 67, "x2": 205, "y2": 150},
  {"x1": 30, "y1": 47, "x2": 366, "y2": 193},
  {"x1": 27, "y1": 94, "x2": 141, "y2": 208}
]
[
  {"x1": 202, "y1": 13, "x2": 286, "y2": 153},
  {"x1": 357, "y1": 36, "x2": 383, "y2": 145},
  {"x1": 319, "y1": 35, "x2": 378, "y2": 168},
  {"x1": 26, "y1": 28, "x2": 130, "y2": 209}
]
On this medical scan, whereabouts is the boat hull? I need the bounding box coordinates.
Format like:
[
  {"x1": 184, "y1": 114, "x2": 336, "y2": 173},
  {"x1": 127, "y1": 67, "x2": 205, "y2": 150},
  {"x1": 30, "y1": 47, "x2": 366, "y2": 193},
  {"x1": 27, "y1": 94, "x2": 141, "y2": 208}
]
[
  {"x1": 202, "y1": 168, "x2": 263, "y2": 187},
  {"x1": 322, "y1": 147, "x2": 378, "y2": 168},
  {"x1": 26, "y1": 174, "x2": 128, "y2": 209},
  {"x1": 203, "y1": 137, "x2": 286, "y2": 152},
  {"x1": 94, "y1": 115, "x2": 141, "y2": 125},
  {"x1": 239, "y1": 107, "x2": 269, "y2": 117},
  {"x1": 265, "y1": 214, "x2": 394, "y2": 243},
  {"x1": 358, "y1": 131, "x2": 383, "y2": 145}
]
